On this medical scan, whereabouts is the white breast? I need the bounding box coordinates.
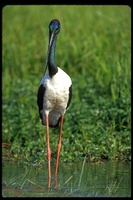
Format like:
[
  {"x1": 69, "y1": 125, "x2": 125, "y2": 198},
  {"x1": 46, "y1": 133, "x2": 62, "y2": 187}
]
[{"x1": 40, "y1": 67, "x2": 72, "y2": 126}]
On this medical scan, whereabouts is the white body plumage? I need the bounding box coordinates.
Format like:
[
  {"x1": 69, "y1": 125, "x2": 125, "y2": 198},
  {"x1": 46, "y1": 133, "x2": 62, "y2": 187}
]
[{"x1": 39, "y1": 67, "x2": 72, "y2": 127}]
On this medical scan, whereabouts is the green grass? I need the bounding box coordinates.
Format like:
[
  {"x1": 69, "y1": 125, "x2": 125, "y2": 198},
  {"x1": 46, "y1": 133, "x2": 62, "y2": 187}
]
[{"x1": 2, "y1": 5, "x2": 131, "y2": 163}]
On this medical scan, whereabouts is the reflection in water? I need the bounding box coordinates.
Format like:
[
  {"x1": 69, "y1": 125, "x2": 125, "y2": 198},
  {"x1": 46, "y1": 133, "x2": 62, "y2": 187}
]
[{"x1": 2, "y1": 161, "x2": 131, "y2": 197}]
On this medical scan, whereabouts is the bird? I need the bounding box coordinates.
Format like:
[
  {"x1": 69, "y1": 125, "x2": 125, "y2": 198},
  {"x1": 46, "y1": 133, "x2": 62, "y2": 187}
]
[{"x1": 37, "y1": 19, "x2": 72, "y2": 188}]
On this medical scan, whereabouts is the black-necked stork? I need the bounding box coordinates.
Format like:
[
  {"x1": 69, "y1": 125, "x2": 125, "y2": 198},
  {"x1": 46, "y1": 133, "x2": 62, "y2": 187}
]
[{"x1": 37, "y1": 19, "x2": 72, "y2": 188}]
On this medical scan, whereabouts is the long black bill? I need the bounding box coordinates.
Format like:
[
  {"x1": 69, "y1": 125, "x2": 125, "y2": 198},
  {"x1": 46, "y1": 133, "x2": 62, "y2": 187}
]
[{"x1": 44, "y1": 32, "x2": 55, "y2": 75}]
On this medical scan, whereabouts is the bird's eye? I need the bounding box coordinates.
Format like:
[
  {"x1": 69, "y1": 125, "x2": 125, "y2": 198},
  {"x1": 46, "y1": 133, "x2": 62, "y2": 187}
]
[{"x1": 56, "y1": 27, "x2": 59, "y2": 31}]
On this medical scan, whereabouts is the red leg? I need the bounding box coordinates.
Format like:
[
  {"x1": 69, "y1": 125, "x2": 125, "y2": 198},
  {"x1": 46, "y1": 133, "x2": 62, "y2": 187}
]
[
  {"x1": 55, "y1": 115, "x2": 64, "y2": 177},
  {"x1": 54, "y1": 175, "x2": 58, "y2": 189},
  {"x1": 46, "y1": 114, "x2": 51, "y2": 189}
]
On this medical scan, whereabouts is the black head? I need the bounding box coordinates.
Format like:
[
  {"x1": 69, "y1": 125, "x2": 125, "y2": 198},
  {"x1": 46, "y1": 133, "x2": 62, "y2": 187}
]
[{"x1": 49, "y1": 19, "x2": 60, "y2": 35}]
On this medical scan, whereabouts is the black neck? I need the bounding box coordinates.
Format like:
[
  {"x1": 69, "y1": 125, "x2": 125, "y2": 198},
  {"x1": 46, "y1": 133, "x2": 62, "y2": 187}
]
[{"x1": 48, "y1": 34, "x2": 58, "y2": 78}]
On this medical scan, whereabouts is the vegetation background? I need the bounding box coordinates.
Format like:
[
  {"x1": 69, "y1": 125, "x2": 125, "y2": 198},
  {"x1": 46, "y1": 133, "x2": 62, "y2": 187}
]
[{"x1": 2, "y1": 5, "x2": 131, "y2": 164}]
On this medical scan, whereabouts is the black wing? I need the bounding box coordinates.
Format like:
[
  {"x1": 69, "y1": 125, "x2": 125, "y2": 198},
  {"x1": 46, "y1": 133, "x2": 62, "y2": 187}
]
[
  {"x1": 66, "y1": 85, "x2": 72, "y2": 109},
  {"x1": 37, "y1": 84, "x2": 45, "y2": 120}
]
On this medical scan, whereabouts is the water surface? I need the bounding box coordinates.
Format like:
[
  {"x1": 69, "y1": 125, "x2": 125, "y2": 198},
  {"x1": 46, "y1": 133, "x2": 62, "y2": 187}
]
[{"x1": 2, "y1": 160, "x2": 131, "y2": 197}]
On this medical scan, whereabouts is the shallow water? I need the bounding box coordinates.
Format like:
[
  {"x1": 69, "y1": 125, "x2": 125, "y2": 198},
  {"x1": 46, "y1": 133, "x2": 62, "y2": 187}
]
[{"x1": 2, "y1": 160, "x2": 131, "y2": 197}]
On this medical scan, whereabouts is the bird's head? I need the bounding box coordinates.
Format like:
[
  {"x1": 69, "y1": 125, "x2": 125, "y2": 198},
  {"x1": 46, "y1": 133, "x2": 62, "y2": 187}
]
[
  {"x1": 49, "y1": 19, "x2": 60, "y2": 35},
  {"x1": 49, "y1": 19, "x2": 60, "y2": 46}
]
